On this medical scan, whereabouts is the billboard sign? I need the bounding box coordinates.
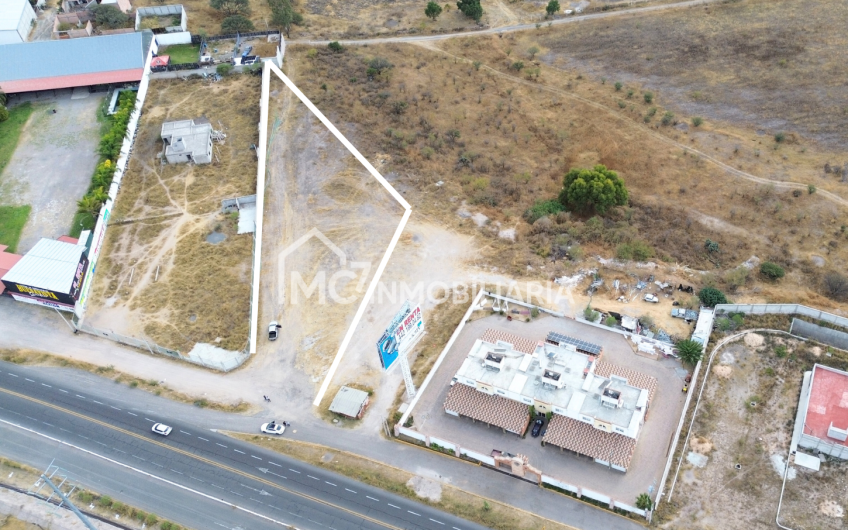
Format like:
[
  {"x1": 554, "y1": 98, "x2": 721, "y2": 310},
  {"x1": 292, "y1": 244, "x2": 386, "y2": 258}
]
[{"x1": 376, "y1": 301, "x2": 425, "y2": 370}]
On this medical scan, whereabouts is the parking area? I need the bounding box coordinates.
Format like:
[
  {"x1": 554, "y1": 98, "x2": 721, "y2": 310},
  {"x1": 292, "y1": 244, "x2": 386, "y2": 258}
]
[
  {"x1": 0, "y1": 91, "x2": 104, "y2": 252},
  {"x1": 409, "y1": 311, "x2": 688, "y2": 500}
]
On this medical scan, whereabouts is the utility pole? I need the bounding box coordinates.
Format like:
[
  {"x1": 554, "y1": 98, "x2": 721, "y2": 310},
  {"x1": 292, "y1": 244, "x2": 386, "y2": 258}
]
[{"x1": 31, "y1": 460, "x2": 98, "y2": 530}]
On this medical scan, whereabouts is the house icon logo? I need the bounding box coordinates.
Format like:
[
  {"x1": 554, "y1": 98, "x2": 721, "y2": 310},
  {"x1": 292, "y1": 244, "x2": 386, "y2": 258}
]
[{"x1": 277, "y1": 227, "x2": 371, "y2": 304}]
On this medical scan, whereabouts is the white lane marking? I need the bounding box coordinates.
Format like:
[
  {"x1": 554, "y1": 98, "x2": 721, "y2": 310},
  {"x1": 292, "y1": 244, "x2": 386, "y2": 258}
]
[
  {"x1": 229, "y1": 491, "x2": 244, "y2": 497},
  {"x1": 113, "y1": 448, "x2": 127, "y2": 454},
  {"x1": 41, "y1": 384, "x2": 52, "y2": 388},
  {"x1": 127, "y1": 412, "x2": 137, "y2": 416},
  {"x1": 58, "y1": 389, "x2": 68, "y2": 393},
  {"x1": 453, "y1": 527, "x2": 462, "y2": 530},
  {"x1": 387, "y1": 503, "x2": 400, "y2": 509},
  {"x1": 210, "y1": 483, "x2": 224, "y2": 489},
  {"x1": 170, "y1": 469, "x2": 184, "y2": 474},
  {"x1": 325, "y1": 481, "x2": 337, "y2": 487},
  {"x1": 77, "y1": 435, "x2": 89, "y2": 440},
  {"x1": 307, "y1": 475, "x2": 319, "y2": 480},
  {"x1": 366, "y1": 496, "x2": 379, "y2": 501},
  {"x1": 144, "y1": 418, "x2": 155, "y2": 422},
  {"x1": 234, "y1": 449, "x2": 246, "y2": 454},
  {"x1": 251, "y1": 455, "x2": 262, "y2": 460},
  {"x1": 180, "y1": 430, "x2": 191, "y2": 435},
  {"x1": 408, "y1": 511, "x2": 420, "y2": 516},
  {"x1": 92, "y1": 400, "x2": 103, "y2": 405},
  {"x1": 287, "y1": 512, "x2": 303, "y2": 518},
  {"x1": 95, "y1": 441, "x2": 108, "y2": 447},
  {"x1": 75, "y1": 395, "x2": 85, "y2": 399},
  {"x1": 430, "y1": 518, "x2": 445, "y2": 525},
  {"x1": 7, "y1": 374, "x2": 17, "y2": 377},
  {"x1": 25, "y1": 416, "x2": 37, "y2": 421},
  {"x1": 59, "y1": 428, "x2": 71, "y2": 433},
  {"x1": 266, "y1": 471, "x2": 287, "y2": 479},
  {"x1": 289, "y1": 469, "x2": 300, "y2": 474},
  {"x1": 42, "y1": 422, "x2": 54, "y2": 427},
  {"x1": 110, "y1": 406, "x2": 121, "y2": 410},
  {"x1": 216, "y1": 443, "x2": 228, "y2": 448},
  {"x1": 197, "y1": 437, "x2": 209, "y2": 442},
  {"x1": 345, "y1": 488, "x2": 357, "y2": 494},
  {"x1": 250, "y1": 498, "x2": 263, "y2": 504},
  {"x1": 25, "y1": 378, "x2": 34, "y2": 382},
  {"x1": 131, "y1": 455, "x2": 145, "y2": 461},
  {"x1": 151, "y1": 462, "x2": 164, "y2": 468},
  {"x1": 268, "y1": 461, "x2": 281, "y2": 467}
]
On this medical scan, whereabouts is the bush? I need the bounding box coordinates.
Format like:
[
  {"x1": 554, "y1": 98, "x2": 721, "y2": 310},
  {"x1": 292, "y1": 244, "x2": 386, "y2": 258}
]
[
  {"x1": 145, "y1": 513, "x2": 159, "y2": 526},
  {"x1": 511, "y1": 61, "x2": 525, "y2": 71},
  {"x1": 723, "y1": 266, "x2": 749, "y2": 293},
  {"x1": 328, "y1": 41, "x2": 343, "y2": 52},
  {"x1": 643, "y1": 91, "x2": 653, "y2": 103},
  {"x1": 98, "y1": 495, "x2": 113, "y2": 508},
  {"x1": 524, "y1": 199, "x2": 564, "y2": 223},
  {"x1": 604, "y1": 315, "x2": 617, "y2": 327},
  {"x1": 90, "y1": 5, "x2": 129, "y2": 29},
  {"x1": 568, "y1": 244, "x2": 583, "y2": 261},
  {"x1": 558, "y1": 164, "x2": 628, "y2": 215},
  {"x1": 698, "y1": 287, "x2": 728, "y2": 307},
  {"x1": 823, "y1": 271, "x2": 848, "y2": 300},
  {"x1": 210, "y1": 0, "x2": 250, "y2": 16},
  {"x1": 692, "y1": 116, "x2": 703, "y2": 127},
  {"x1": 216, "y1": 63, "x2": 233, "y2": 76},
  {"x1": 636, "y1": 493, "x2": 653, "y2": 511},
  {"x1": 0, "y1": 106, "x2": 8, "y2": 123},
  {"x1": 615, "y1": 240, "x2": 653, "y2": 261},
  {"x1": 775, "y1": 345, "x2": 788, "y2": 358},
  {"x1": 583, "y1": 306, "x2": 599, "y2": 322},
  {"x1": 221, "y1": 14, "x2": 254, "y2": 32},
  {"x1": 774, "y1": 132, "x2": 785, "y2": 143},
  {"x1": 676, "y1": 339, "x2": 703, "y2": 365},
  {"x1": 760, "y1": 262, "x2": 785, "y2": 280},
  {"x1": 614, "y1": 82, "x2": 622, "y2": 91},
  {"x1": 808, "y1": 184, "x2": 816, "y2": 194},
  {"x1": 661, "y1": 111, "x2": 674, "y2": 126}
]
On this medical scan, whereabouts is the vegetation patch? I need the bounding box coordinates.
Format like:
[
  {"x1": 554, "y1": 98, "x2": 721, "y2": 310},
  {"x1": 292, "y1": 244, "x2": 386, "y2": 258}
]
[{"x1": 0, "y1": 205, "x2": 30, "y2": 252}]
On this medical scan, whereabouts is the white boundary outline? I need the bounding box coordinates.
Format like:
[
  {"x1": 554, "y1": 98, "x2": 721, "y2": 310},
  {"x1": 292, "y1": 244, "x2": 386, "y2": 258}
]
[{"x1": 250, "y1": 60, "x2": 412, "y2": 407}]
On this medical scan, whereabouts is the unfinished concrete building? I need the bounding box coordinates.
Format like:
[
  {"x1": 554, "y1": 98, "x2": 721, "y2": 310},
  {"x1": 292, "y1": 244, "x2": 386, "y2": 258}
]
[{"x1": 160, "y1": 118, "x2": 212, "y2": 164}]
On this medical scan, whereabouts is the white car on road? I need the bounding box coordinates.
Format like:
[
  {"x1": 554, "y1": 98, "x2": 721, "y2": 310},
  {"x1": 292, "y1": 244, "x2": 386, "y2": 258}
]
[
  {"x1": 261, "y1": 422, "x2": 285, "y2": 435},
  {"x1": 268, "y1": 321, "x2": 280, "y2": 341},
  {"x1": 643, "y1": 294, "x2": 659, "y2": 303},
  {"x1": 151, "y1": 423, "x2": 172, "y2": 436}
]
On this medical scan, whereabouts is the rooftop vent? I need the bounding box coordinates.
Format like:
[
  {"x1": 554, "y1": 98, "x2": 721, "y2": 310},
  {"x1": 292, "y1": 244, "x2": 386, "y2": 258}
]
[
  {"x1": 484, "y1": 351, "x2": 504, "y2": 371},
  {"x1": 601, "y1": 387, "x2": 622, "y2": 408},
  {"x1": 542, "y1": 369, "x2": 565, "y2": 389}
]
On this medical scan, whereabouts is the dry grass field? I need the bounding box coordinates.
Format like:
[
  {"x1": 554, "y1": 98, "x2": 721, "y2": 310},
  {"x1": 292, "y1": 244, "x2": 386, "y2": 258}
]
[
  {"x1": 87, "y1": 74, "x2": 261, "y2": 352},
  {"x1": 133, "y1": 0, "x2": 276, "y2": 34},
  {"x1": 657, "y1": 333, "x2": 847, "y2": 530},
  {"x1": 285, "y1": 7, "x2": 848, "y2": 312}
]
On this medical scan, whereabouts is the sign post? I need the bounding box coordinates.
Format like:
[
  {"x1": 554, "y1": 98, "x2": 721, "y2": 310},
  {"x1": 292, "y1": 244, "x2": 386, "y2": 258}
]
[{"x1": 376, "y1": 301, "x2": 425, "y2": 398}]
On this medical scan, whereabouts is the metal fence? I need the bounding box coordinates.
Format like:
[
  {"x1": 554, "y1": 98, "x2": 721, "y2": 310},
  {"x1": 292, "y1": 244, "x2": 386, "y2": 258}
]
[
  {"x1": 191, "y1": 30, "x2": 281, "y2": 44},
  {"x1": 790, "y1": 318, "x2": 848, "y2": 351},
  {"x1": 715, "y1": 303, "x2": 848, "y2": 329}
]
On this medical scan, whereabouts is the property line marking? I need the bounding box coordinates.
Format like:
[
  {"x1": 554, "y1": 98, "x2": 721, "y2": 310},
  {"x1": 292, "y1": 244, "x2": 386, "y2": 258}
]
[
  {"x1": 0, "y1": 387, "x2": 404, "y2": 530},
  {"x1": 258, "y1": 63, "x2": 412, "y2": 407}
]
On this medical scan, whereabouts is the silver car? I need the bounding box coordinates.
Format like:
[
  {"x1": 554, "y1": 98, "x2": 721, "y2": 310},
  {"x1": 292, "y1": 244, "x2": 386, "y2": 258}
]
[
  {"x1": 151, "y1": 423, "x2": 172, "y2": 436},
  {"x1": 261, "y1": 422, "x2": 285, "y2": 435}
]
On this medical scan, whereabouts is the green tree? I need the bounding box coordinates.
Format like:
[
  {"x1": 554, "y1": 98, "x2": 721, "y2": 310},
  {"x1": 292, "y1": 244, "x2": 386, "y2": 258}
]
[
  {"x1": 328, "y1": 41, "x2": 343, "y2": 52},
  {"x1": 527, "y1": 46, "x2": 539, "y2": 59},
  {"x1": 635, "y1": 493, "x2": 653, "y2": 511},
  {"x1": 0, "y1": 106, "x2": 8, "y2": 123},
  {"x1": 510, "y1": 61, "x2": 524, "y2": 71},
  {"x1": 210, "y1": 0, "x2": 250, "y2": 16},
  {"x1": 268, "y1": 0, "x2": 295, "y2": 36},
  {"x1": 90, "y1": 5, "x2": 129, "y2": 29},
  {"x1": 221, "y1": 14, "x2": 255, "y2": 32},
  {"x1": 558, "y1": 164, "x2": 628, "y2": 215},
  {"x1": 77, "y1": 196, "x2": 103, "y2": 217},
  {"x1": 456, "y1": 0, "x2": 482, "y2": 22},
  {"x1": 425, "y1": 1, "x2": 443, "y2": 20},
  {"x1": 676, "y1": 339, "x2": 703, "y2": 365},
  {"x1": 698, "y1": 287, "x2": 728, "y2": 307},
  {"x1": 216, "y1": 63, "x2": 233, "y2": 76},
  {"x1": 760, "y1": 262, "x2": 785, "y2": 280},
  {"x1": 545, "y1": 0, "x2": 559, "y2": 18}
]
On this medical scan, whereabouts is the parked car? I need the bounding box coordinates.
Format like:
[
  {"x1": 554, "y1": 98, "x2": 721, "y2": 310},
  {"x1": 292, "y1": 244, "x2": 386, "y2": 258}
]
[
  {"x1": 531, "y1": 418, "x2": 544, "y2": 437},
  {"x1": 268, "y1": 321, "x2": 280, "y2": 341},
  {"x1": 151, "y1": 423, "x2": 172, "y2": 436},
  {"x1": 261, "y1": 421, "x2": 285, "y2": 435},
  {"x1": 643, "y1": 294, "x2": 659, "y2": 303}
]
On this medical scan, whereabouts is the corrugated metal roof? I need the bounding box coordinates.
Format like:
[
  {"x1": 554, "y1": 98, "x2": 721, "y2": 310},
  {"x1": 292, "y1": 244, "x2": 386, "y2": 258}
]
[
  {"x1": 0, "y1": 0, "x2": 32, "y2": 32},
  {"x1": 329, "y1": 386, "x2": 369, "y2": 417},
  {"x1": 1, "y1": 238, "x2": 86, "y2": 294},
  {"x1": 0, "y1": 32, "x2": 145, "y2": 83}
]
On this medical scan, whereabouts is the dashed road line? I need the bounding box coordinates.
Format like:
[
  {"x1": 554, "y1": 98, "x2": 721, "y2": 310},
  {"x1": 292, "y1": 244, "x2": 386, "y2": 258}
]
[
  {"x1": 92, "y1": 400, "x2": 103, "y2": 405},
  {"x1": 268, "y1": 461, "x2": 281, "y2": 467},
  {"x1": 345, "y1": 488, "x2": 357, "y2": 494},
  {"x1": 430, "y1": 518, "x2": 445, "y2": 525},
  {"x1": 287, "y1": 512, "x2": 303, "y2": 518},
  {"x1": 408, "y1": 511, "x2": 420, "y2": 516},
  {"x1": 234, "y1": 449, "x2": 246, "y2": 454},
  {"x1": 387, "y1": 504, "x2": 400, "y2": 509},
  {"x1": 59, "y1": 427, "x2": 71, "y2": 433},
  {"x1": 307, "y1": 475, "x2": 319, "y2": 480},
  {"x1": 216, "y1": 443, "x2": 228, "y2": 448},
  {"x1": 131, "y1": 455, "x2": 146, "y2": 461},
  {"x1": 229, "y1": 491, "x2": 244, "y2": 497},
  {"x1": 110, "y1": 406, "x2": 121, "y2": 410},
  {"x1": 113, "y1": 448, "x2": 127, "y2": 454},
  {"x1": 7, "y1": 374, "x2": 17, "y2": 377},
  {"x1": 325, "y1": 482, "x2": 336, "y2": 487},
  {"x1": 151, "y1": 462, "x2": 164, "y2": 468},
  {"x1": 41, "y1": 384, "x2": 52, "y2": 388},
  {"x1": 366, "y1": 496, "x2": 379, "y2": 501},
  {"x1": 210, "y1": 483, "x2": 224, "y2": 489},
  {"x1": 95, "y1": 441, "x2": 108, "y2": 447},
  {"x1": 289, "y1": 469, "x2": 300, "y2": 474},
  {"x1": 25, "y1": 416, "x2": 37, "y2": 421},
  {"x1": 170, "y1": 469, "x2": 184, "y2": 474},
  {"x1": 42, "y1": 422, "x2": 54, "y2": 427},
  {"x1": 250, "y1": 498, "x2": 263, "y2": 504},
  {"x1": 58, "y1": 389, "x2": 68, "y2": 393},
  {"x1": 127, "y1": 412, "x2": 137, "y2": 416},
  {"x1": 77, "y1": 434, "x2": 89, "y2": 440},
  {"x1": 75, "y1": 395, "x2": 85, "y2": 399},
  {"x1": 190, "y1": 476, "x2": 204, "y2": 483},
  {"x1": 144, "y1": 418, "x2": 155, "y2": 422},
  {"x1": 24, "y1": 378, "x2": 34, "y2": 382},
  {"x1": 197, "y1": 437, "x2": 209, "y2": 442},
  {"x1": 251, "y1": 455, "x2": 262, "y2": 460},
  {"x1": 180, "y1": 430, "x2": 191, "y2": 435}
]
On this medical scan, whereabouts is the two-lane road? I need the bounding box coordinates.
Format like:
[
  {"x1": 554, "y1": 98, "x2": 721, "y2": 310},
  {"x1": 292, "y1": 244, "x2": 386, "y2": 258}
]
[{"x1": 0, "y1": 363, "x2": 494, "y2": 530}]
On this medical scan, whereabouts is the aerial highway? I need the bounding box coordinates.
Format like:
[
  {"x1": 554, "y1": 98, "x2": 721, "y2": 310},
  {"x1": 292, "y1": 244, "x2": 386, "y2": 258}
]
[{"x1": 0, "y1": 361, "x2": 492, "y2": 530}]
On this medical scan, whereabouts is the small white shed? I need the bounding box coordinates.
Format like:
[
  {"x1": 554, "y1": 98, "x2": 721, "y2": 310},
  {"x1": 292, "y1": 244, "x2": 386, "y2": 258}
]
[{"x1": 0, "y1": 0, "x2": 36, "y2": 45}]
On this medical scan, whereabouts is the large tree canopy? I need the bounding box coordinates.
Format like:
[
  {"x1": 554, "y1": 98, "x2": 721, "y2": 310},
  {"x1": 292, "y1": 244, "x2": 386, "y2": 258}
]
[
  {"x1": 558, "y1": 164, "x2": 628, "y2": 214},
  {"x1": 456, "y1": 0, "x2": 483, "y2": 22}
]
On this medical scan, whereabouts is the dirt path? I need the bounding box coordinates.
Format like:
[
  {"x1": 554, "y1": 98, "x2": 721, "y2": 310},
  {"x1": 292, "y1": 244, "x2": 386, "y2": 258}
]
[{"x1": 412, "y1": 41, "x2": 848, "y2": 211}]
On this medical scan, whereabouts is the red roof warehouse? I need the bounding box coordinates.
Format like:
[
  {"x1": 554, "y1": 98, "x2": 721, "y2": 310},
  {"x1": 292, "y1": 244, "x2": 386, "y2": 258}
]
[
  {"x1": 0, "y1": 31, "x2": 152, "y2": 94},
  {"x1": 797, "y1": 364, "x2": 848, "y2": 460}
]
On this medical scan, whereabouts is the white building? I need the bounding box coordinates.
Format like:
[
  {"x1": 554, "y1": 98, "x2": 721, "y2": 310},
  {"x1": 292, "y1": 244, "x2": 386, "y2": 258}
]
[
  {"x1": 792, "y1": 364, "x2": 848, "y2": 461},
  {"x1": 161, "y1": 118, "x2": 213, "y2": 165},
  {"x1": 0, "y1": 0, "x2": 36, "y2": 45}
]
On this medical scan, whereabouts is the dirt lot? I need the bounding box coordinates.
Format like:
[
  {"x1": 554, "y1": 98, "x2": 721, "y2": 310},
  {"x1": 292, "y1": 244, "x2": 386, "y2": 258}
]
[
  {"x1": 659, "y1": 333, "x2": 847, "y2": 530},
  {"x1": 285, "y1": 6, "x2": 848, "y2": 314},
  {"x1": 0, "y1": 93, "x2": 104, "y2": 253},
  {"x1": 133, "y1": 0, "x2": 275, "y2": 34},
  {"x1": 86, "y1": 75, "x2": 261, "y2": 353}
]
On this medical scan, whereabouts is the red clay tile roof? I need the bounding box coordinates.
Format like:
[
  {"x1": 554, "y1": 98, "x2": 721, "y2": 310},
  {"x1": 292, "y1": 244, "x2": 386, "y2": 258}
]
[
  {"x1": 0, "y1": 69, "x2": 143, "y2": 94},
  {"x1": 542, "y1": 415, "x2": 637, "y2": 469},
  {"x1": 444, "y1": 383, "x2": 530, "y2": 434},
  {"x1": 479, "y1": 328, "x2": 539, "y2": 355},
  {"x1": 594, "y1": 361, "x2": 658, "y2": 404}
]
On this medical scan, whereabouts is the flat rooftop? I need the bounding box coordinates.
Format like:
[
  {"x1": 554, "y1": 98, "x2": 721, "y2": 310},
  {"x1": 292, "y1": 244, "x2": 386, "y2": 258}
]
[
  {"x1": 1, "y1": 238, "x2": 86, "y2": 294},
  {"x1": 804, "y1": 364, "x2": 848, "y2": 446}
]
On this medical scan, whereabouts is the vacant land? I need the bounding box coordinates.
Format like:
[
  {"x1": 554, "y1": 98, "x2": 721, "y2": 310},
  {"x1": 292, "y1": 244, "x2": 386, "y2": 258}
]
[
  {"x1": 658, "y1": 333, "x2": 847, "y2": 530},
  {"x1": 534, "y1": 0, "x2": 848, "y2": 151},
  {"x1": 0, "y1": 205, "x2": 29, "y2": 253},
  {"x1": 285, "y1": 0, "x2": 848, "y2": 312},
  {"x1": 133, "y1": 0, "x2": 274, "y2": 34},
  {"x1": 87, "y1": 74, "x2": 260, "y2": 353},
  {"x1": 160, "y1": 43, "x2": 201, "y2": 64},
  {"x1": 0, "y1": 103, "x2": 33, "y2": 176}
]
